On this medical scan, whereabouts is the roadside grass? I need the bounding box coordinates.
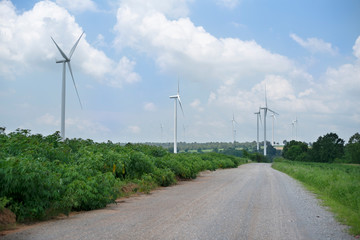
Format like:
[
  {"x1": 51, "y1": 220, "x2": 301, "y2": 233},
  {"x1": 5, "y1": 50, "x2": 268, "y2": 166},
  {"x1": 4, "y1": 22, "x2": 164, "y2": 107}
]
[{"x1": 272, "y1": 160, "x2": 360, "y2": 236}]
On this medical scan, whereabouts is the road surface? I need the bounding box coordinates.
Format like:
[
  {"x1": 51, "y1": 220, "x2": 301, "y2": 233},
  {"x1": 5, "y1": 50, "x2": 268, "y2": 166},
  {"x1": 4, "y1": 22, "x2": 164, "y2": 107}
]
[{"x1": 2, "y1": 163, "x2": 354, "y2": 240}]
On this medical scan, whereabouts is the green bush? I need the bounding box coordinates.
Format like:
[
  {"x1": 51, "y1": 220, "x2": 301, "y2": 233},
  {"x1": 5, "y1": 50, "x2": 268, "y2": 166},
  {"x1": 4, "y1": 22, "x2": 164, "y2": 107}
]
[
  {"x1": 0, "y1": 129, "x2": 247, "y2": 222},
  {"x1": 152, "y1": 168, "x2": 176, "y2": 187}
]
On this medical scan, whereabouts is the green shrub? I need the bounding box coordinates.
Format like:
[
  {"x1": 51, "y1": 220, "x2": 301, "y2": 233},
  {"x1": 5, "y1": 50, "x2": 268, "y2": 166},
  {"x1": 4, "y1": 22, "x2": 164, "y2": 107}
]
[
  {"x1": 152, "y1": 168, "x2": 176, "y2": 187},
  {"x1": 0, "y1": 129, "x2": 247, "y2": 222}
]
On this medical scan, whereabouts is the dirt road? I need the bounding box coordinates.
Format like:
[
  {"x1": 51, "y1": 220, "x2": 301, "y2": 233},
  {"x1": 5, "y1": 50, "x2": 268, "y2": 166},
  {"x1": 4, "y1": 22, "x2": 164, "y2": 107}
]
[{"x1": 2, "y1": 163, "x2": 354, "y2": 240}]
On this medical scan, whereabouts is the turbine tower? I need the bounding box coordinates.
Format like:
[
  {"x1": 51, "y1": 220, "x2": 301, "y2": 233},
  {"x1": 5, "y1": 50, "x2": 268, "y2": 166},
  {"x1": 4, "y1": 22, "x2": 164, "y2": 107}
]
[
  {"x1": 51, "y1": 32, "x2": 84, "y2": 139},
  {"x1": 293, "y1": 117, "x2": 298, "y2": 141},
  {"x1": 231, "y1": 113, "x2": 239, "y2": 144},
  {"x1": 169, "y1": 81, "x2": 184, "y2": 154},
  {"x1": 254, "y1": 108, "x2": 261, "y2": 152},
  {"x1": 271, "y1": 113, "x2": 278, "y2": 146},
  {"x1": 260, "y1": 85, "x2": 279, "y2": 156}
]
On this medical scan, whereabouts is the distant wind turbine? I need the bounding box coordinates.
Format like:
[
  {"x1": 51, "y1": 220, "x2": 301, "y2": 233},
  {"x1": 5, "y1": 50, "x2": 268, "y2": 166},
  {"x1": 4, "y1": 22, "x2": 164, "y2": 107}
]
[
  {"x1": 231, "y1": 113, "x2": 239, "y2": 144},
  {"x1": 169, "y1": 81, "x2": 184, "y2": 153},
  {"x1": 51, "y1": 32, "x2": 84, "y2": 139},
  {"x1": 254, "y1": 108, "x2": 262, "y2": 152},
  {"x1": 293, "y1": 117, "x2": 298, "y2": 141},
  {"x1": 160, "y1": 123, "x2": 163, "y2": 141},
  {"x1": 260, "y1": 85, "x2": 279, "y2": 156},
  {"x1": 271, "y1": 113, "x2": 278, "y2": 146}
]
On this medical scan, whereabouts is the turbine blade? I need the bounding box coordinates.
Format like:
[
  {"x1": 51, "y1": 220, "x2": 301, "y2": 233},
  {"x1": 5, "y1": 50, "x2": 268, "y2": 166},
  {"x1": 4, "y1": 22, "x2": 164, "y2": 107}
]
[
  {"x1": 177, "y1": 78, "x2": 180, "y2": 95},
  {"x1": 265, "y1": 84, "x2": 268, "y2": 108},
  {"x1": 178, "y1": 96, "x2": 184, "y2": 117},
  {"x1": 67, "y1": 62, "x2": 83, "y2": 109},
  {"x1": 268, "y1": 108, "x2": 279, "y2": 115},
  {"x1": 51, "y1": 37, "x2": 69, "y2": 61},
  {"x1": 69, "y1": 32, "x2": 84, "y2": 59}
]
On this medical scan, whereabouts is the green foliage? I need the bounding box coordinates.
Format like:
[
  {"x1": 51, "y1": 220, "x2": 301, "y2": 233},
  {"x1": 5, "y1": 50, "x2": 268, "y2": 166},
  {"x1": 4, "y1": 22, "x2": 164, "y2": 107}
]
[
  {"x1": 0, "y1": 197, "x2": 11, "y2": 211},
  {"x1": 310, "y1": 133, "x2": 344, "y2": 163},
  {"x1": 282, "y1": 140, "x2": 309, "y2": 161},
  {"x1": 0, "y1": 129, "x2": 247, "y2": 222},
  {"x1": 345, "y1": 133, "x2": 360, "y2": 164},
  {"x1": 272, "y1": 161, "x2": 360, "y2": 235}
]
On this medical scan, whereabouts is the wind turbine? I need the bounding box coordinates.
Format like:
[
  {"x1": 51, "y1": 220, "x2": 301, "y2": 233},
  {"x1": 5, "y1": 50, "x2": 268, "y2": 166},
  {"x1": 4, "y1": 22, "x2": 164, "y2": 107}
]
[
  {"x1": 231, "y1": 113, "x2": 239, "y2": 144},
  {"x1": 51, "y1": 32, "x2": 84, "y2": 139},
  {"x1": 260, "y1": 85, "x2": 279, "y2": 156},
  {"x1": 271, "y1": 113, "x2": 278, "y2": 146},
  {"x1": 293, "y1": 117, "x2": 298, "y2": 141},
  {"x1": 169, "y1": 81, "x2": 184, "y2": 154},
  {"x1": 254, "y1": 108, "x2": 262, "y2": 152},
  {"x1": 160, "y1": 123, "x2": 164, "y2": 142}
]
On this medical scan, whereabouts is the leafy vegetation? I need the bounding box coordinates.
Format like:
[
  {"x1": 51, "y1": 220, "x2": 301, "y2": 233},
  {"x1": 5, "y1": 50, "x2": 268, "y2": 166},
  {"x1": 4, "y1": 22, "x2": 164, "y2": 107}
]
[
  {"x1": 282, "y1": 132, "x2": 360, "y2": 163},
  {"x1": 0, "y1": 129, "x2": 247, "y2": 222},
  {"x1": 272, "y1": 160, "x2": 360, "y2": 235}
]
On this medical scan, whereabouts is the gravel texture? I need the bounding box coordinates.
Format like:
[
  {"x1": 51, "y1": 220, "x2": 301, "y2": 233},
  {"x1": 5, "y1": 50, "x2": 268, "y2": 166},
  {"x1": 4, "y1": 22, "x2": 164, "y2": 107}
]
[{"x1": 2, "y1": 163, "x2": 355, "y2": 240}]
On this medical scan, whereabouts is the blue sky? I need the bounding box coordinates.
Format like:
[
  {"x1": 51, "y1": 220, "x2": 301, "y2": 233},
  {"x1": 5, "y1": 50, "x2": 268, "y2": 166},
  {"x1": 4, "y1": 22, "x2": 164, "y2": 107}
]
[{"x1": 1, "y1": 0, "x2": 359, "y2": 144}]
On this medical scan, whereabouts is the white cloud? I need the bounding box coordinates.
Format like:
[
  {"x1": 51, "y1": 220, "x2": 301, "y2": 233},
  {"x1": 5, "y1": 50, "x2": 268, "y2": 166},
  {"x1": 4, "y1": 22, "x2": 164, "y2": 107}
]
[
  {"x1": 353, "y1": 36, "x2": 360, "y2": 59},
  {"x1": 66, "y1": 117, "x2": 110, "y2": 134},
  {"x1": 114, "y1": 3, "x2": 295, "y2": 86},
  {"x1": 0, "y1": 0, "x2": 140, "y2": 87},
  {"x1": 128, "y1": 125, "x2": 141, "y2": 134},
  {"x1": 324, "y1": 63, "x2": 360, "y2": 102},
  {"x1": 290, "y1": 33, "x2": 337, "y2": 55},
  {"x1": 216, "y1": 0, "x2": 239, "y2": 9},
  {"x1": 37, "y1": 113, "x2": 59, "y2": 126},
  {"x1": 144, "y1": 102, "x2": 157, "y2": 111},
  {"x1": 55, "y1": 0, "x2": 97, "y2": 13},
  {"x1": 118, "y1": 0, "x2": 190, "y2": 19},
  {"x1": 36, "y1": 113, "x2": 110, "y2": 135},
  {"x1": 190, "y1": 99, "x2": 204, "y2": 112},
  {"x1": 298, "y1": 88, "x2": 314, "y2": 98}
]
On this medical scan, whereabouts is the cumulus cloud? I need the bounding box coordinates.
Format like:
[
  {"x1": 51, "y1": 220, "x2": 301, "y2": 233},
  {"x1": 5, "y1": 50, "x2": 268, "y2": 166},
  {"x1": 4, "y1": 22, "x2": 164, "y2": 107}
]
[
  {"x1": 0, "y1": 0, "x2": 139, "y2": 87},
  {"x1": 353, "y1": 36, "x2": 360, "y2": 59},
  {"x1": 190, "y1": 99, "x2": 204, "y2": 112},
  {"x1": 114, "y1": 2, "x2": 295, "y2": 86},
  {"x1": 143, "y1": 102, "x2": 157, "y2": 111},
  {"x1": 290, "y1": 33, "x2": 337, "y2": 55},
  {"x1": 56, "y1": 0, "x2": 97, "y2": 13}
]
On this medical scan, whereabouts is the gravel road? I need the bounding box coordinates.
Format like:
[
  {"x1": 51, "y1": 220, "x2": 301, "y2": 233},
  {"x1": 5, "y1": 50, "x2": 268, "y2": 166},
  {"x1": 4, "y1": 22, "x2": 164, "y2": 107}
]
[{"x1": 2, "y1": 163, "x2": 354, "y2": 240}]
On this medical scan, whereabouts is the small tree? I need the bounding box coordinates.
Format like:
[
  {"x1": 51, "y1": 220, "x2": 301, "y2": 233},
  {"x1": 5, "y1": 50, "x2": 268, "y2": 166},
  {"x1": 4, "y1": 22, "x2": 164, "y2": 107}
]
[
  {"x1": 345, "y1": 133, "x2": 360, "y2": 164},
  {"x1": 282, "y1": 140, "x2": 309, "y2": 161},
  {"x1": 310, "y1": 133, "x2": 344, "y2": 163}
]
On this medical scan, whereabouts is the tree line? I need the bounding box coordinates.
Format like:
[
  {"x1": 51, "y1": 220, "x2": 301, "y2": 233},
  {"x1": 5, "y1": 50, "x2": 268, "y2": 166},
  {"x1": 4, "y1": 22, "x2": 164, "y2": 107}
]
[{"x1": 282, "y1": 132, "x2": 360, "y2": 163}]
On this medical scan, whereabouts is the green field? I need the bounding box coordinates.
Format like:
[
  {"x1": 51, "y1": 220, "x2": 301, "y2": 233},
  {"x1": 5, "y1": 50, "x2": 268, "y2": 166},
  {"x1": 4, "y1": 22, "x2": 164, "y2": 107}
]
[{"x1": 272, "y1": 160, "x2": 360, "y2": 235}]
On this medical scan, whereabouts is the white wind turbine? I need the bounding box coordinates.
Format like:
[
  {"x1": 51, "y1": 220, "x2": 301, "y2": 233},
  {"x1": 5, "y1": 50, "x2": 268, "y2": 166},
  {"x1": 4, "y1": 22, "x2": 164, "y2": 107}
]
[
  {"x1": 51, "y1": 32, "x2": 84, "y2": 140},
  {"x1": 254, "y1": 107, "x2": 262, "y2": 152},
  {"x1": 292, "y1": 117, "x2": 298, "y2": 141},
  {"x1": 231, "y1": 113, "x2": 239, "y2": 144},
  {"x1": 260, "y1": 85, "x2": 279, "y2": 156},
  {"x1": 169, "y1": 81, "x2": 184, "y2": 154},
  {"x1": 271, "y1": 113, "x2": 278, "y2": 146}
]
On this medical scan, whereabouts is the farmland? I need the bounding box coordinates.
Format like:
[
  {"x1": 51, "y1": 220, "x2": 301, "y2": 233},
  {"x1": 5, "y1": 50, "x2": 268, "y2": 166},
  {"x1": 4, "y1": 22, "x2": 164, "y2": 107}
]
[
  {"x1": 0, "y1": 129, "x2": 247, "y2": 223},
  {"x1": 272, "y1": 159, "x2": 360, "y2": 235}
]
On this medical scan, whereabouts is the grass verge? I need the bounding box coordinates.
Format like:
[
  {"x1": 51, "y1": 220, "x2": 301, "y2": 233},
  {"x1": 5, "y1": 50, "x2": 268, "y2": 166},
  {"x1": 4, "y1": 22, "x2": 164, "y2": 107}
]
[{"x1": 272, "y1": 160, "x2": 360, "y2": 236}]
